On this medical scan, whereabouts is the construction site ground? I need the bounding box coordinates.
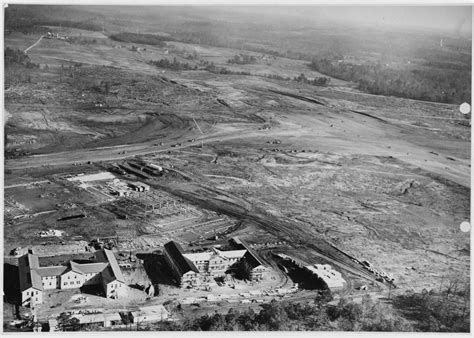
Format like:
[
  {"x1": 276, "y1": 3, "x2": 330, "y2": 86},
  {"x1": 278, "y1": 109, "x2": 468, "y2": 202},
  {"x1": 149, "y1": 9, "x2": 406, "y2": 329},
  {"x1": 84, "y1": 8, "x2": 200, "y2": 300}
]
[{"x1": 4, "y1": 22, "x2": 470, "y2": 322}]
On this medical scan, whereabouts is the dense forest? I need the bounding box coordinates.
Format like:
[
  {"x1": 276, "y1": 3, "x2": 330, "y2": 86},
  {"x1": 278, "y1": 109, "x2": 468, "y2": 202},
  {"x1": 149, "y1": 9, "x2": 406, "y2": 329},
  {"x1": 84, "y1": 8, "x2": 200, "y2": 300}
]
[
  {"x1": 4, "y1": 47, "x2": 39, "y2": 87},
  {"x1": 109, "y1": 32, "x2": 168, "y2": 47},
  {"x1": 309, "y1": 57, "x2": 471, "y2": 104},
  {"x1": 228, "y1": 54, "x2": 258, "y2": 65},
  {"x1": 4, "y1": 5, "x2": 103, "y2": 33},
  {"x1": 154, "y1": 285, "x2": 469, "y2": 332}
]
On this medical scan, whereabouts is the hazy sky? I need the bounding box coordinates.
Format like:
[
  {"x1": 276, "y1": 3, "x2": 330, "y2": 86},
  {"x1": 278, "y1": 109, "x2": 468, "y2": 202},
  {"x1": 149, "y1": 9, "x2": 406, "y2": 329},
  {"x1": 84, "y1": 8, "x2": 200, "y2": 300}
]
[
  {"x1": 319, "y1": 6, "x2": 471, "y2": 35},
  {"x1": 229, "y1": 6, "x2": 472, "y2": 36}
]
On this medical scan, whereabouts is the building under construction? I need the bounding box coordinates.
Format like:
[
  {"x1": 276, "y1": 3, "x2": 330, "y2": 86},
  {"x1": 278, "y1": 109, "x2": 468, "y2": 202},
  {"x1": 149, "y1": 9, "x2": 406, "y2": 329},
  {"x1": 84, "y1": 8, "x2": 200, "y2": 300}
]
[{"x1": 163, "y1": 239, "x2": 269, "y2": 287}]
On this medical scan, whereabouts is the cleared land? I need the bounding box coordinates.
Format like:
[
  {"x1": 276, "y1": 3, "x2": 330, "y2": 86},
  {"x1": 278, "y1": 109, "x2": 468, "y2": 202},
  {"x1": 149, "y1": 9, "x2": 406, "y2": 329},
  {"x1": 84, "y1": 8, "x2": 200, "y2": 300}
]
[{"x1": 4, "y1": 9, "x2": 470, "y2": 329}]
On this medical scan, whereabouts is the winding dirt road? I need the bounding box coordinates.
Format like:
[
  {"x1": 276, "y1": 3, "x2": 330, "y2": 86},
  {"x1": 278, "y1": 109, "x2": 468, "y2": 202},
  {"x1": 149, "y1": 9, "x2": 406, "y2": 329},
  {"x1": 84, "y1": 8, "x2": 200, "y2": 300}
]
[{"x1": 24, "y1": 35, "x2": 44, "y2": 54}]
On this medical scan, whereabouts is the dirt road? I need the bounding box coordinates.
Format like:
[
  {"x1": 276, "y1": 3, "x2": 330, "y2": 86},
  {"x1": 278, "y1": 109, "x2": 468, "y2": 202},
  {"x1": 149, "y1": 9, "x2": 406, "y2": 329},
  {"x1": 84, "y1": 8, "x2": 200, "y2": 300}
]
[
  {"x1": 24, "y1": 35, "x2": 44, "y2": 54},
  {"x1": 6, "y1": 105, "x2": 469, "y2": 190},
  {"x1": 4, "y1": 126, "x2": 257, "y2": 170}
]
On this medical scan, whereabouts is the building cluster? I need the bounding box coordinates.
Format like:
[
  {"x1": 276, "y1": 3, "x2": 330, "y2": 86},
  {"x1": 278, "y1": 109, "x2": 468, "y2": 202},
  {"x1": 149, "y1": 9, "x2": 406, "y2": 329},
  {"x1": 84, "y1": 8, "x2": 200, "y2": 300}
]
[
  {"x1": 164, "y1": 238, "x2": 268, "y2": 287},
  {"x1": 19, "y1": 249, "x2": 126, "y2": 307},
  {"x1": 45, "y1": 32, "x2": 68, "y2": 40},
  {"x1": 128, "y1": 181, "x2": 150, "y2": 192},
  {"x1": 127, "y1": 161, "x2": 164, "y2": 178},
  {"x1": 48, "y1": 305, "x2": 169, "y2": 331},
  {"x1": 36, "y1": 229, "x2": 64, "y2": 238}
]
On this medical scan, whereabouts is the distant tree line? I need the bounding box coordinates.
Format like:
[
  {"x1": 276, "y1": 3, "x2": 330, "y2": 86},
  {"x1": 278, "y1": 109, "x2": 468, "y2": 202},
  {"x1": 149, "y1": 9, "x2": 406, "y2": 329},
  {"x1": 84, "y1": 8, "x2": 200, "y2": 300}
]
[
  {"x1": 148, "y1": 57, "x2": 197, "y2": 71},
  {"x1": 147, "y1": 58, "x2": 330, "y2": 88},
  {"x1": 110, "y1": 32, "x2": 168, "y2": 47},
  {"x1": 5, "y1": 5, "x2": 103, "y2": 34},
  {"x1": 227, "y1": 54, "x2": 257, "y2": 65},
  {"x1": 68, "y1": 36, "x2": 98, "y2": 45},
  {"x1": 4, "y1": 47, "x2": 39, "y2": 86},
  {"x1": 4, "y1": 47, "x2": 37, "y2": 67},
  {"x1": 309, "y1": 57, "x2": 471, "y2": 104},
  {"x1": 294, "y1": 73, "x2": 331, "y2": 86},
  {"x1": 151, "y1": 27, "x2": 471, "y2": 104}
]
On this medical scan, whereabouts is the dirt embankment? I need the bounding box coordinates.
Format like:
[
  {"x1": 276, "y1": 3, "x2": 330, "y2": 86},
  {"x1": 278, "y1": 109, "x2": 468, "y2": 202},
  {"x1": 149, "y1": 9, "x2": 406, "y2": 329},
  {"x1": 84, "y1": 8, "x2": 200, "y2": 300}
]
[{"x1": 149, "y1": 177, "x2": 382, "y2": 284}]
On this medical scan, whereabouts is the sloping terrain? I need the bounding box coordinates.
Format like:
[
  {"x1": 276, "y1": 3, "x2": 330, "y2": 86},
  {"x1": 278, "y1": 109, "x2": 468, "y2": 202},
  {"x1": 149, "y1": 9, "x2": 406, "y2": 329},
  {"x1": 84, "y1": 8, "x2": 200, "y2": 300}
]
[{"x1": 4, "y1": 8, "x2": 470, "y2": 313}]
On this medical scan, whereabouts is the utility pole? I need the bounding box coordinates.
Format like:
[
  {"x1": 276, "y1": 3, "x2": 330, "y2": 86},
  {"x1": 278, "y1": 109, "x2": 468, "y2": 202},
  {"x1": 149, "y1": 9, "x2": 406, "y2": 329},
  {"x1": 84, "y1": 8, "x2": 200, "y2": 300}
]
[{"x1": 143, "y1": 190, "x2": 148, "y2": 223}]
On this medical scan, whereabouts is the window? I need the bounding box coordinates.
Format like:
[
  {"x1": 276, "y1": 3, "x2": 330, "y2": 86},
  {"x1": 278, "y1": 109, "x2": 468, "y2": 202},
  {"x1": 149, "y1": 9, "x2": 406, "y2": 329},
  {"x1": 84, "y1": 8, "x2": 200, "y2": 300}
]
[
  {"x1": 68, "y1": 276, "x2": 70, "y2": 279},
  {"x1": 49, "y1": 282, "x2": 52, "y2": 286},
  {"x1": 75, "y1": 275, "x2": 77, "y2": 279}
]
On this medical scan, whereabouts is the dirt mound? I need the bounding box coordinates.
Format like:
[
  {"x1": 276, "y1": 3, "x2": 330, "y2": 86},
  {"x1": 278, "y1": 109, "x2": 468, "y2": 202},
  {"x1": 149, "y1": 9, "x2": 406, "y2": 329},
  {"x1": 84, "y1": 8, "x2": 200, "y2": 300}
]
[
  {"x1": 396, "y1": 179, "x2": 421, "y2": 195},
  {"x1": 259, "y1": 156, "x2": 276, "y2": 165},
  {"x1": 265, "y1": 99, "x2": 279, "y2": 107}
]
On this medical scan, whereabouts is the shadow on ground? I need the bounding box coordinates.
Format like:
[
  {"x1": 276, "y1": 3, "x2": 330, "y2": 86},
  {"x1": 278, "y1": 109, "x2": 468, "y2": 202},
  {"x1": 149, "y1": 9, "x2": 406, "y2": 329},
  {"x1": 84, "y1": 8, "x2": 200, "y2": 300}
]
[
  {"x1": 278, "y1": 260, "x2": 327, "y2": 290},
  {"x1": 136, "y1": 253, "x2": 178, "y2": 287},
  {"x1": 80, "y1": 284, "x2": 105, "y2": 297},
  {"x1": 4, "y1": 264, "x2": 21, "y2": 304}
]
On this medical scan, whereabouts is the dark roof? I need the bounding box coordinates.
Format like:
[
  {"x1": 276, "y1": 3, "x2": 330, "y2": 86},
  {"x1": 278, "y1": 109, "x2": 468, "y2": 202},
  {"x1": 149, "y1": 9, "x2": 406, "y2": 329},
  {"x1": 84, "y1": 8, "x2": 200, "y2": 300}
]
[
  {"x1": 164, "y1": 241, "x2": 199, "y2": 275},
  {"x1": 35, "y1": 266, "x2": 68, "y2": 277},
  {"x1": 95, "y1": 249, "x2": 125, "y2": 283},
  {"x1": 244, "y1": 250, "x2": 265, "y2": 269},
  {"x1": 232, "y1": 238, "x2": 265, "y2": 269},
  {"x1": 18, "y1": 254, "x2": 42, "y2": 291},
  {"x1": 18, "y1": 249, "x2": 125, "y2": 292},
  {"x1": 230, "y1": 237, "x2": 245, "y2": 250}
]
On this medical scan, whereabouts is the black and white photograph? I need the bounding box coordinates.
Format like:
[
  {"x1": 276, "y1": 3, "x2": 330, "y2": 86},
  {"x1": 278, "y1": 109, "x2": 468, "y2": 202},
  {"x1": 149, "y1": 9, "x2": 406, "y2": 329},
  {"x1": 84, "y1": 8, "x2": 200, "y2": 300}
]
[{"x1": 2, "y1": 2, "x2": 472, "y2": 333}]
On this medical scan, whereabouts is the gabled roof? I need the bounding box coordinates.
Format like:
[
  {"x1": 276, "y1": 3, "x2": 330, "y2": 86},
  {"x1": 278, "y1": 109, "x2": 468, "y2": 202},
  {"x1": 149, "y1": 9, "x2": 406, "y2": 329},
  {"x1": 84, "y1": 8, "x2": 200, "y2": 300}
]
[
  {"x1": 230, "y1": 237, "x2": 245, "y2": 249},
  {"x1": 70, "y1": 261, "x2": 107, "y2": 275},
  {"x1": 183, "y1": 252, "x2": 212, "y2": 262},
  {"x1": 243, "y1": 250, "x2": 266, "y2": 269},
  {"x1": 18, "y1": 254, "x2": 42, "y2": 291},
  {"x1": 95, "y1": 249, "x2": 125, "y2": 283},
  {"x1": 164, "y1": 241, "x2": 199, "y2": 275},
  {"x1": 35, "y1": 266, "x2": 68, "y2": 277},
  {"x1": 230, "y1": 238, "x2": 266, "y2": 269},
  {"x1": 19, "y1": 253, "x2": 39, "y2": 269},
  {"x1": 216, "y1": 249, "x2": 247, "y2": 260},
  {"x1": 17, "y1": 249, "x2": 126, "y2": 293},
  {"x1": 101, "y1": 265, "x2": 119, "y2": 284}
]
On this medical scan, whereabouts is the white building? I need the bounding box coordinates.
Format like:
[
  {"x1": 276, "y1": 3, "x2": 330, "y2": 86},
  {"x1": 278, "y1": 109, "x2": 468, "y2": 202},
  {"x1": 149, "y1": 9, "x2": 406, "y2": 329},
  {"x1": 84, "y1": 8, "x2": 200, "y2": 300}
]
[
  {"x1": 163, "y1": 240, "x2": 269, "y2": 287},
  {"x1": 130, "y1": 305, "x2": 169, "y2": 323},
  {"x1": 18, "y1": 249, "x2": 126, "y2": 306}
]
